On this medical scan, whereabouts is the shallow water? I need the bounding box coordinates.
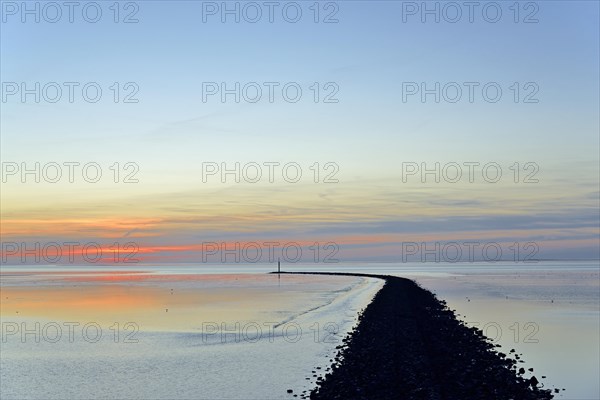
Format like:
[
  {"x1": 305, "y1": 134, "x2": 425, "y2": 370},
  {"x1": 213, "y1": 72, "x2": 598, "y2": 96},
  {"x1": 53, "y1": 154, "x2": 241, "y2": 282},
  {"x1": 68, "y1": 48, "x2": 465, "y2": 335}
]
[
  {"x1": 0, "y1": 270, "x2": 383, "y2": 399},
  {"x1": 413, "y1": 266, "x2": 600, "y2": 400},
  {"x1": 1, "y1": 262, "x2": 598, "y2": 399}
]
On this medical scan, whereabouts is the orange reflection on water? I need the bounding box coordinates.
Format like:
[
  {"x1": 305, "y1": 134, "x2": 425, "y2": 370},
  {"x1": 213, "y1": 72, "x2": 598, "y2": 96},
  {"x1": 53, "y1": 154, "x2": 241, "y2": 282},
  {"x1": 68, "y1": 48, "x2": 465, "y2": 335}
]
[{"x1": 0, "y1": 272, "x2": 338, "y2": 332}]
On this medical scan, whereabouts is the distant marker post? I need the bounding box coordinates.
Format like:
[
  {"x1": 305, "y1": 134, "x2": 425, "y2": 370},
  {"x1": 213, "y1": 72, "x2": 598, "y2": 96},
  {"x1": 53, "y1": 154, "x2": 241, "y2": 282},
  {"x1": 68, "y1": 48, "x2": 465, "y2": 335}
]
[{"x1": 277, "y1": 258, "x2": 281, "y2": 287}]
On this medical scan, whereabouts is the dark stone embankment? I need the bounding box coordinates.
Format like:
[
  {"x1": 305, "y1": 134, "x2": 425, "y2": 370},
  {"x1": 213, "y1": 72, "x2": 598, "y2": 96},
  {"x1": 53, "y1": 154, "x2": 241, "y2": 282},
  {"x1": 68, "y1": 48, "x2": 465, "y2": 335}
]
[{"x1": 276, "y1": 272, "x2": 553, "y2": 400}]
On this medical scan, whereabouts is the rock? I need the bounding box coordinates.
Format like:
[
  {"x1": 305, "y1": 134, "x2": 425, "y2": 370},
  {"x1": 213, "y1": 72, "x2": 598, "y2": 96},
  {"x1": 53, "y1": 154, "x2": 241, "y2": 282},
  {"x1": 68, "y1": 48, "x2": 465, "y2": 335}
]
[
  {"x1": 278, "y1": 273, "x2": 555, "y2": 400},
  {"x1": 529, "y1": 376, "x2": 539, "y2": 386}
]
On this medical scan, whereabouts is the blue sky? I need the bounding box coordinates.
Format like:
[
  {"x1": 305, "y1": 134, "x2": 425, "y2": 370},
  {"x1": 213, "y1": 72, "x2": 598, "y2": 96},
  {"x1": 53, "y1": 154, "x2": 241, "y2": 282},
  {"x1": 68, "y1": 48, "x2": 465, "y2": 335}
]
[{"x1": 1, "y1": 1, "x2": 599, "y2": 262}]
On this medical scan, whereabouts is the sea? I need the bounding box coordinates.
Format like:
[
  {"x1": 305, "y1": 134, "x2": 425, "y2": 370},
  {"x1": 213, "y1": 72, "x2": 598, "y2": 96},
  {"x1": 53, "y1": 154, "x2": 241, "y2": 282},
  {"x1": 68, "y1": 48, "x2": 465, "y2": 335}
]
[{"x1": 1, "y1": 261, "x2": 598, "y2": 399}]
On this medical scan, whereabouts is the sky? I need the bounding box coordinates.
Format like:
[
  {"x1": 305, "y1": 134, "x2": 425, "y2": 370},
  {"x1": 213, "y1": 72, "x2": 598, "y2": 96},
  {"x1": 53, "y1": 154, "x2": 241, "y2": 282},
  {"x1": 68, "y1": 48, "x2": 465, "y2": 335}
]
[{"x1": 1, "y1": 0, "x2": 599, "y2": 264}]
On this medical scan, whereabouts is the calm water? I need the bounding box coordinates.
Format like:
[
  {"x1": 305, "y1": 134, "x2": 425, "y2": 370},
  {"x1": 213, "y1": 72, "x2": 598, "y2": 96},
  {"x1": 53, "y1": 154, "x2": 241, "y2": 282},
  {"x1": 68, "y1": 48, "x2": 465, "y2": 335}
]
[
  {"x1": 1, "y1": 261, "x2": 598, "y2": 399},
  {"x1": 0, "y1": 269, "x2": 382, "y2": 399}
]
